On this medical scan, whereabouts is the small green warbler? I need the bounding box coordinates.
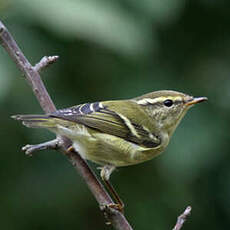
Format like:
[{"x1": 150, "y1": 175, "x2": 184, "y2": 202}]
[{"x1": 13, "y1": 90, "x2": 207, "y2": 177}]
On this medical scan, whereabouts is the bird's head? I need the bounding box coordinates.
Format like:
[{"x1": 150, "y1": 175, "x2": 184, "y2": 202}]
[{"x1": 135, "y1": 90, "x2": 207, "y2": 136}]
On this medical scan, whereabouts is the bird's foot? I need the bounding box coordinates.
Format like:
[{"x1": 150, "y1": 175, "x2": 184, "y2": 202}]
[{"x1": 22, "y1": 138, "x2": 61, "y2": 156}]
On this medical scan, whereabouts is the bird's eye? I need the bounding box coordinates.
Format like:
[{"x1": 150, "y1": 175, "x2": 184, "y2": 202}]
[{"x1": 163, "y1": 99, "x2": 173, "y2": 107}]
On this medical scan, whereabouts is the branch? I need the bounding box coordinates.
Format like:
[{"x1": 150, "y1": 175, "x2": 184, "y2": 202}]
[
  {"x1": 0, "y1": 20, "x2": 133, "y2": 230},
  {"x1": 172, "y1": 206, "x2": 192, "y2": 230},
  {"x1": 34, "y1": 55, "x2": 59, "y2": 72}
]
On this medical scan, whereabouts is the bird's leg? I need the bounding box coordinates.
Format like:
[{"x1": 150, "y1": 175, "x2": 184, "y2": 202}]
[
  {"x1": 100, "y1": 165, "x2": 124, "y2": 213},
  {"x1": 66, "y1": 145, "x2": 124, "y2": 212},
  {"x1": 22, "y1": 138, "x2": 62, "y2": 156}
]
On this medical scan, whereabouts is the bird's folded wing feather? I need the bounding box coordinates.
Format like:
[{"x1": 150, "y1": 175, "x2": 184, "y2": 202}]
[{"x1": 50, "y1": 102, "x2": 160, "y2": 148}]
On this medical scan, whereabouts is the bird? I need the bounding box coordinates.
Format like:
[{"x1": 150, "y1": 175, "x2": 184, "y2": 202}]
[{"x1": 12, "y1": 90, "x2": 207, "y2": 211}]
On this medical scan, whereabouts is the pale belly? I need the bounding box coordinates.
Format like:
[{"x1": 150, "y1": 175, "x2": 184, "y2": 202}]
[{"x1": 55, "y1": 124, "x2": 164, "y2": 167}]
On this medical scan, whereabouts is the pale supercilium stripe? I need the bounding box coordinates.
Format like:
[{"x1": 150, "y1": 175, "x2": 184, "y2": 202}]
[{"x1": 136, "y1": 96, "x2": 182, "y2": 105}]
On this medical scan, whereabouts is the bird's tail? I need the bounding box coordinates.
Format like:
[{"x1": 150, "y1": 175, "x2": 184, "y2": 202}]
[{"x1": 11, "y1": 114, "x2": 58, "y2": 128}]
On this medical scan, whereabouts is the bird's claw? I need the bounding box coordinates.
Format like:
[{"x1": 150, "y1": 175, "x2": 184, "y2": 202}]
[{"x1": 21, "y1": 139, "x2": 60, "y2": 156}]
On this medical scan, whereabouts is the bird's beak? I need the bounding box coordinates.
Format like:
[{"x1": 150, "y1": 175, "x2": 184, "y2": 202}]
[{"x1": 185, "y1": 97, "x2": 208, "y2": 106}]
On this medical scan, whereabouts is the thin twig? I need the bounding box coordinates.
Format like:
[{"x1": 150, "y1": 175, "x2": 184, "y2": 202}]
[
  {"x1": 0, "y1": 20, "x2": 133, "y2": 230},
  {"x1": 34, "y1": 56, "x2": 59, "y2": 72},
  {"x1": 172, "y1": 206, "x2": 192, "y2": 230}
]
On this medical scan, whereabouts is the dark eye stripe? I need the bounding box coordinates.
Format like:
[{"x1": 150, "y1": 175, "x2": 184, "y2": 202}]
[
  {"x1": 163, "y1": 99, "x2": 183, "y2": 106},
  {"x1": 174, "y1": 100, "x2": 182, "y2": 105},
  {"x1": 138, "y1": 99, "x2": 183, "y2": 107}
]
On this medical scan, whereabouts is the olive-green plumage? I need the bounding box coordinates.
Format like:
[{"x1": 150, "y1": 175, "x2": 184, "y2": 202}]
[{"x1": 12, "y1": 90, "x2": 207, "y2": 167}]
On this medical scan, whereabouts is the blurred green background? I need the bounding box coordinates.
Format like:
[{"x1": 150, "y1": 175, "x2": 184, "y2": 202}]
[{"x1": 1, "y1": 0, "x2": 230, "y2": 229}]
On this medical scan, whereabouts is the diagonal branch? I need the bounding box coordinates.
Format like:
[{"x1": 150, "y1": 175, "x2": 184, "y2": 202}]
[
  {"x1": 0, "y1": 23, "x2": 55, "y2": 113},
  {"x1": 0, "y1": 20, "x2": 133, "y2": 230}
]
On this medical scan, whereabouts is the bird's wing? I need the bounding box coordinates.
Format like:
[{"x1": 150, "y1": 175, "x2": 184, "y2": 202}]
[{"x1": 50, "y1": 101, "x2": 161, "y2": 148}]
